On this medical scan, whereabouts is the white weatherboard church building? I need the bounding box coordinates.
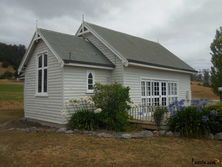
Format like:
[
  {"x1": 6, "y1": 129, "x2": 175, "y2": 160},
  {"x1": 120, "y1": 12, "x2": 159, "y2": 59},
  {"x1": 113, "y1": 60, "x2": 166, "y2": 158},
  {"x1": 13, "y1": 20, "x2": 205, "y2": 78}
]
[{"x1": 18, "y1": 21, "x2": 195, "y2": 124}]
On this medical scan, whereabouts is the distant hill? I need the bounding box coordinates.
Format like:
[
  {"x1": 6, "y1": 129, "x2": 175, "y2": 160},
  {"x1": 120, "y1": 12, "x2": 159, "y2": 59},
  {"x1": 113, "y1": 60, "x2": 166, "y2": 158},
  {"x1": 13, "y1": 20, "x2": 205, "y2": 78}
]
[
  {"x1": 0, "y1": 42, "x2": 26, "y2": 71},
  {"x1": 191, "y1": 81, "x2": 219, "y2": 100},
  {"x1": 0, "y1": 62, "x2": 15, "y2": 74}
]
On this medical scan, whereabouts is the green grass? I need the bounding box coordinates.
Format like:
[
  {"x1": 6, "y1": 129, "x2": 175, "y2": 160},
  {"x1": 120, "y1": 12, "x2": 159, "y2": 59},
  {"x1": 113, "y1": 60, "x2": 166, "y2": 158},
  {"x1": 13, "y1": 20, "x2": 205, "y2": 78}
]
[
  {"x1": 0, "y1": 80, "x2": 24, "y2": 123},
  {"x1": 0, "y1": 81, "x2": 23, "y2": 101}
]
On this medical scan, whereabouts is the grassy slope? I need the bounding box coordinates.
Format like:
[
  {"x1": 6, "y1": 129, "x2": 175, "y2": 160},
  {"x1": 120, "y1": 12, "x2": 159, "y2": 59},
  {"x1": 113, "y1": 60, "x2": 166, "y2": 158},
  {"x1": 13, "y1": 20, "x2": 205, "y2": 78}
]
[
  {"x1": 0, "y1": 80, "x2": 222, "y2": 167},
  {"x1": 191, "y1": 81, "x2": 219, "y2": 100},
  {"x1": 0, "y1": 80, "x2": 23, "y2": 123}
]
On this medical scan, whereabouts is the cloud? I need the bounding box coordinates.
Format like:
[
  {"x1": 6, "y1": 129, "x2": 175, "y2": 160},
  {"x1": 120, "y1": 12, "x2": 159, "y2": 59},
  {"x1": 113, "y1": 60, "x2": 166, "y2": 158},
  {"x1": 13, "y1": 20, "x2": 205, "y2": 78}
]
[
  {"x1": 0, "y1": 0, "x2": 221, "y2": 69},
  {"x1": 143, "y1": 0, "x2": 222, "y2": 69}
]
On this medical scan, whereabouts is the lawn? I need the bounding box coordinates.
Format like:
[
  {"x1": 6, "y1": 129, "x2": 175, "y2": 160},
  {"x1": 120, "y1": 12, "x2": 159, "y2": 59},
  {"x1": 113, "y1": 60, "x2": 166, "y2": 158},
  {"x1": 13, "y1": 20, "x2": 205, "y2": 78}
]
[
  {"x1": 0, "y1": 80, "x2": 222, "y2": 167},
  {"x1": 0, "y1": 130, "x2": 222, "y2": 167},
  {"x1": 0, "y1": 79, "x2": 23, "y2": 101},
  {"x1": 0, "y1": 80, "x2": 23, "y2": 124}
]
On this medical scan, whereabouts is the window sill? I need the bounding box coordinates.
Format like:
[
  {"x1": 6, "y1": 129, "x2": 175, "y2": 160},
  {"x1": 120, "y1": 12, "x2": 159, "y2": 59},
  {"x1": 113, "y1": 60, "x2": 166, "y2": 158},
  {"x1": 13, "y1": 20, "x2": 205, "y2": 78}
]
[
  {"x1": 35, "y1": 93, "x2": 48, "y2": 97},
  {"x1": 86, "y1": 90, "x2": 94, "y2": 94}
]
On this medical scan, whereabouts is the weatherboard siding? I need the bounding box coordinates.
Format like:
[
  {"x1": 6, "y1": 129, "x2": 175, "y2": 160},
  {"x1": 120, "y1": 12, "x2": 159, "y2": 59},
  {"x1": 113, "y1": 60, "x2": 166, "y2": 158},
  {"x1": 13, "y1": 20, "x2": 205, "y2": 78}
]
[
  {"x1": 63, "y1": 66, "x2": 112, "y2": 101},
  {"x1": 83, "y1": 33, "x2": 124, "y2": 84},
  {"x1": 24, "y1": 40, "x2": 64, "y2": 124},
  {"x1": 123, "y1": 66, "x2": 191, "y2": 104}
]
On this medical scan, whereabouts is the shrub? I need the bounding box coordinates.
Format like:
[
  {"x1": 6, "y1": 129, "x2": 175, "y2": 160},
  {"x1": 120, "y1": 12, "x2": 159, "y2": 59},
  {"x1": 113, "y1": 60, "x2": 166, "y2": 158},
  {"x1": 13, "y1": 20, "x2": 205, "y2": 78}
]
[
  {"x1": 168, "y1": 106, "x2": 210, "y2": 137},
  {"x1": 205, "y1": 104, "x2": 222, "y2": 115},
  {"x1": 203, "y1": 104, "x2": 222, "y2": 134},
  {"x1": 92, "y1": 83, "x2": 131, "y2": 131},
  {"x1": 153, "y1": 107, "x2": 167, "y2": 130},
  {"x1": 67, "y1": 110, "x2": 99, "y2": 130}
]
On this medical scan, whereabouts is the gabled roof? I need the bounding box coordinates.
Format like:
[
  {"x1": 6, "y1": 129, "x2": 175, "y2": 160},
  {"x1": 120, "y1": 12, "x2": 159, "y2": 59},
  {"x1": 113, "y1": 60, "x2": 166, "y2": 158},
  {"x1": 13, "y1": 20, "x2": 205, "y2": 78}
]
[
  {"x1": 18, "y1": 28, "x2": 114, "y2": 74},
  {"x1": 38, "y1": 28, "x2": 114, "y2": 67},
  {"x1": 84, "y1": 22, "x2": 195, "y2": 72}
]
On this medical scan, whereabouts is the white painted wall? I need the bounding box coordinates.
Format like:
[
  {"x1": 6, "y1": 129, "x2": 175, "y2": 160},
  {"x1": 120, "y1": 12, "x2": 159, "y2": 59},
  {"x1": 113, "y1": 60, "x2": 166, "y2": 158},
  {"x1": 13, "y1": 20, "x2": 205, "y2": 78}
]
[
  {"x1": 24, "y1": 40, "x2": 64, "y2": 124},
  {"x1": 63, "y1": 66, "x2": 112, "y2": 101},
  {"x1": 83, "y1": 33, "x2": 124, "y2": 84},
  {"x1": 123, "y1": 65, "x2": 191, "y2": 104}
]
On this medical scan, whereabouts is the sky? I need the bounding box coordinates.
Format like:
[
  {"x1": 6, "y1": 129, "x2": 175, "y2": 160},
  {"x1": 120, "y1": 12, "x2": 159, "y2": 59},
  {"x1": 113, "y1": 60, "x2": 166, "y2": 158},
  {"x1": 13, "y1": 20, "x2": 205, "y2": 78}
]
[{"x1": 0, "y1": 0, "x2": 221, "y2": 70}]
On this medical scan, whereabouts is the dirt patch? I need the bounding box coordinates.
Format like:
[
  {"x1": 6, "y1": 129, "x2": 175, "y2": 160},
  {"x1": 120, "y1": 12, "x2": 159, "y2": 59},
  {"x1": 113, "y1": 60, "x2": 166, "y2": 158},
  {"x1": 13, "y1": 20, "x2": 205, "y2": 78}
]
[{"x1": 2, "y1": 119, "x2": 51, "y2": 129}]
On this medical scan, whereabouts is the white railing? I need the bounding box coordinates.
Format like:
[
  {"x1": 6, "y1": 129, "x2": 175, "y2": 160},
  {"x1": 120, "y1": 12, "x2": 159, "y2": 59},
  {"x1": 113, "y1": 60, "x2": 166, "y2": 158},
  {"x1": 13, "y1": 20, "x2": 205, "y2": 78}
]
[{"x1": 128, "y1": 105, "x2": 158, "y2": 122}]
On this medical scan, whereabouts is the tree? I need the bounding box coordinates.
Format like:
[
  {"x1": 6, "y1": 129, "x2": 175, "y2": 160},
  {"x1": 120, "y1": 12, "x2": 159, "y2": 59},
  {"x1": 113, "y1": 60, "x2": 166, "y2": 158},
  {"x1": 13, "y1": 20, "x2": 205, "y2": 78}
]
[
  {"x1": 191, "y1": 72, "x2": 203, "y2": 82},
  {"x1": 210, "y1": 27, "x2": 222, "y2": 94},
  {"x1": 0, "y1": 42, "x2": 26, "y2": 70}
]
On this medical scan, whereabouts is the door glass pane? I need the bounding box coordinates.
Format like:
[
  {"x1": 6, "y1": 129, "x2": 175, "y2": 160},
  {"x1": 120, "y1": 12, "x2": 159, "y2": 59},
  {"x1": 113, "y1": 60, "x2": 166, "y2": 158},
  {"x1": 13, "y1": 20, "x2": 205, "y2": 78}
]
[
  {"x1": 146, "y1": 81, "x2": 151, "y2": 96},
  {"x1": 147, "y1": 98, "x2": 151, "y2": 106},
  {"x1": 161, "y1": 82, "x2": 166, "y2": 96},
  {"x1": 142, "y1": 98, "x2": 146, "y2": 106},
  {"x1": 141, "y1": 81, "x2": 145, "y2": 96},
  {"x1": 153, "y1": 98, "x2": 159, "y2": 106},
  {"x1": 154, "y1": 82, "x2": 159, "y2": 96},
  {"x1": 162, "y1": 97, "x2": 166, "y2": 106}
]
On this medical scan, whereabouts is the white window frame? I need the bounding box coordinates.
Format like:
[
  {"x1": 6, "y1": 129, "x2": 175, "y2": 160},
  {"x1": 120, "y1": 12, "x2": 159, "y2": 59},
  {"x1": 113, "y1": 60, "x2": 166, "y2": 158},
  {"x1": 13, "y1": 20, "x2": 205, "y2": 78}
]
[
  {"x1": 86, "y1": 71, "x2": 95, "y2": 94},
  {"x1": 140, "y1": 78, "x2": 178, "y2": 106},
  {"x1": 36, "y1": 52, "x2": 48, "y2": 97},
  {"x1": 168, "y1": 81, "x2": 178, "y2": 105}
]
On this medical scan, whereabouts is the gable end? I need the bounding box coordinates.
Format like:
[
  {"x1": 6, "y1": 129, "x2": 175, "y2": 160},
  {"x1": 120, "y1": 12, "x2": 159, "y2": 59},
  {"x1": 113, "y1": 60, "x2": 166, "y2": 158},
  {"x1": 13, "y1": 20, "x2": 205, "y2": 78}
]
[
  {"x1": 76, "y1": 22, "x2": 128, "y2": 66},
  {"x1": 18, "y1": 29, "x2": 64, "y2": 74}
]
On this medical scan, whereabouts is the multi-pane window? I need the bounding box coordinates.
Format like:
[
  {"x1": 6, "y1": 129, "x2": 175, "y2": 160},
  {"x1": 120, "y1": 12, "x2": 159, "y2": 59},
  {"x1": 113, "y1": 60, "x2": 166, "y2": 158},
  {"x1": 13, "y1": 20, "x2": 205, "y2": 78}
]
[
  {"x1": 141, "y1": 80, "x2": 178, "y2": 106},
  {"x1": 37, "y1": 53, "x2": 47, "y2": 94},
  {"x1": 87, "y1": 72, "x2": 94, "y2": 93}
]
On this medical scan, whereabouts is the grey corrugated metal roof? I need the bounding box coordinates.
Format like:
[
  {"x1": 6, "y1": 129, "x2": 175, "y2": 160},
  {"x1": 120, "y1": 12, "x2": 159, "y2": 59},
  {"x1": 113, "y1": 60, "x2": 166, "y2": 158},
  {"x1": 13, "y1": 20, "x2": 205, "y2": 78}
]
[
  {"x1": 39, "y1": 28, "x2": 114, "y2": 67},
  {"x1": 86, "y1": 22, "x2": 195, "y2": 72}
]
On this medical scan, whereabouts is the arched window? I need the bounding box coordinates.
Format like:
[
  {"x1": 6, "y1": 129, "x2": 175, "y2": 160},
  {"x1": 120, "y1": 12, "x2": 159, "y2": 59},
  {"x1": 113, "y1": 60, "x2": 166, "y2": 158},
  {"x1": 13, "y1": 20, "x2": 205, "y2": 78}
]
[{"x1": 87, "y1": 72, "x2": 94, "y2": 93}]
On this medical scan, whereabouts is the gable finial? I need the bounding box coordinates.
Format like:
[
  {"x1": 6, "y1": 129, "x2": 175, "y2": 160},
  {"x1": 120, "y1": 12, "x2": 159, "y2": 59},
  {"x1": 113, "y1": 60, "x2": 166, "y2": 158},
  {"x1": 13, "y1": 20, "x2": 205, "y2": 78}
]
[
  {"x1": 35, "y1": 19, "x2": 38, "y2": 30},
  {"x1": 82, "y1": 14, "x2": 85, "y2": 23}
]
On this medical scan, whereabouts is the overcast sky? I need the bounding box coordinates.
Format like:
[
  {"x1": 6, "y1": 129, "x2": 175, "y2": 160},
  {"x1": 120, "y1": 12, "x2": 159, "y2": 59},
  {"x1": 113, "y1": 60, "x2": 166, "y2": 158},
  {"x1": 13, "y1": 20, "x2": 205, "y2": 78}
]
[{"x1": 0, "y1": 0, "x2": 221, "y2": 70}]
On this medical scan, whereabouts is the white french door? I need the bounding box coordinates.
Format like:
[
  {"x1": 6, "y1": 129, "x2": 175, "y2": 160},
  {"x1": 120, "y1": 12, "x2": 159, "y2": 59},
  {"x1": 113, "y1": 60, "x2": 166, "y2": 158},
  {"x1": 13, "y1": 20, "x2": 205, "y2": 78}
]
[{"x1": 141, "y1": 80, "x2": 177, "y2": 106}]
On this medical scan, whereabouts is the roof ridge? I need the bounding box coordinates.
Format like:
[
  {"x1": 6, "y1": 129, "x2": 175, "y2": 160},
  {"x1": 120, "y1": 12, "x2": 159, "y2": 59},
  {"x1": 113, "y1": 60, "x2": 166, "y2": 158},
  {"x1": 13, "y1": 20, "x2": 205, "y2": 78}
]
[
  {"x1": 38, "y1": 28, "x2": 75, "y2": 37},
  {"x1": 85, "y1": 21, "x2": 159, "y2": 45}
]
